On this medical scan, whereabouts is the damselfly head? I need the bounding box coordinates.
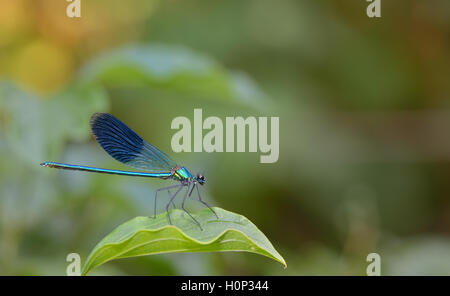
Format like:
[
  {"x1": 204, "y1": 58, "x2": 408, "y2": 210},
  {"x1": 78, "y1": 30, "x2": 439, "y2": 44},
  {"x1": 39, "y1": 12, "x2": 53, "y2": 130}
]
[{"x1": 196, "y1": 173, "x2": 206, "y2": 185}]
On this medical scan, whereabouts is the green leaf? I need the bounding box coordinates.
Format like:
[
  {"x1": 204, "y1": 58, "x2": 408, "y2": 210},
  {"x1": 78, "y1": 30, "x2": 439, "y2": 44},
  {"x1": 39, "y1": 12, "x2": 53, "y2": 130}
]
[{"x1": 82, "y1": 207, "x2": 286, "y2": 275}]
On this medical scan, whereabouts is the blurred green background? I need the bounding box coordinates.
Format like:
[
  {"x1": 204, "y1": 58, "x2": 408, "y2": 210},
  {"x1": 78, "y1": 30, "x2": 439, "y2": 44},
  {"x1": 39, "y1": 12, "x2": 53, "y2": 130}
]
[{"x1": 1, "y1": 0, "x2": 450, "y2": 275}]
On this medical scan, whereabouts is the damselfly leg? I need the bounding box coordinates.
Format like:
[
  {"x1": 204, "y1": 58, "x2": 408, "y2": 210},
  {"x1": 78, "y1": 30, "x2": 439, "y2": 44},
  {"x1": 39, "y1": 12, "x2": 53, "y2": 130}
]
[
  {"x1": 181, "y1": 182, "x2": 202, "y2": 230},
  {"x1": 165, "y1": 183, "x2": 186, "y2": 224},
  {"x1": 154, "y1": 183, "x2": 183, "y2": 218},
  {"x1": 188, "y1": 182, "x2": 219, "y2": 219},
  {"x1": 167, "y1": 189, "x2": 177, "y2": 209}
]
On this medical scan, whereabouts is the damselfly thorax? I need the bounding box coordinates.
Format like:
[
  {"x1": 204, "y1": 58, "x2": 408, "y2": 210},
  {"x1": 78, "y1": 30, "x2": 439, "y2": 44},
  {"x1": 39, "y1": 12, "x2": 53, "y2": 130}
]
[{"x1": 170, "y1": 166, "x2": 206, "y2": 185}]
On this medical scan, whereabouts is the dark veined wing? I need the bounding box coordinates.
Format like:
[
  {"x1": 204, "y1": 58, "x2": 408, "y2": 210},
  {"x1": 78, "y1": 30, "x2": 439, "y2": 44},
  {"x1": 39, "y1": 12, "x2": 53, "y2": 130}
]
[{"x1": 90, "y1": 113, "x2": 177, "y2": 172}]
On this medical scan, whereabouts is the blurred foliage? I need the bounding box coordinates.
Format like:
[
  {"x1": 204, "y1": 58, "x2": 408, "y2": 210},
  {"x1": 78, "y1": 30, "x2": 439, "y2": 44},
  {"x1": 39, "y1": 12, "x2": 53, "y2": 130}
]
[
  {"x1": 1, "y1": 0, "x2": 450, "y2": 275},
  {"x1": 78, "y1": 44, "x2": 266, "y2": 107}
]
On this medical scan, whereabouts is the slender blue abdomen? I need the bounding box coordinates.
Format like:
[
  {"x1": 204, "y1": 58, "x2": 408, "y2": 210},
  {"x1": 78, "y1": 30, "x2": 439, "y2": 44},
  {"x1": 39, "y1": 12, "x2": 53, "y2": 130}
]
[{"x1": 40, "y1": 162, "x2": 172, "y2": 178}]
